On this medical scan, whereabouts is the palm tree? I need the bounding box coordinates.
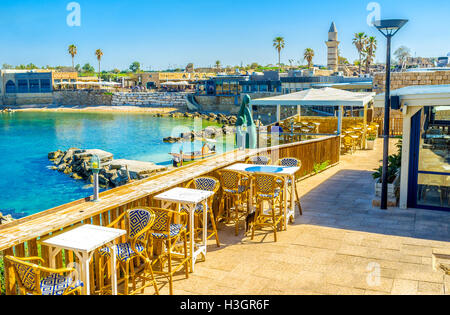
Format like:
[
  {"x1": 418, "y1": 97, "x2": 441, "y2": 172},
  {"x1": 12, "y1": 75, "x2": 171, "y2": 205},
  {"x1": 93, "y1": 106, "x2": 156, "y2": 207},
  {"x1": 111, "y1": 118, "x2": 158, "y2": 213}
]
[
  {"x1": 364, "y1": 36, "x2": 377, "y2": 74},
  {"x1": 304, "y1": 48, "x2": 315, "y2": 69},
  {"x1": 68, "y1": 44, "x2": 77, "y2": 69},
  {"x1": 215, "y1": 60, "x2": 221, "y2": 71},
  {"x1": 352, "y1": 32, "x2": 368, "y2": 74},
  {"x1": 273, "y1": 37, "x2": 285, "y2": 68},
  {"x1": 95, "y1": 49, "x2": 103, "y2": 80}
]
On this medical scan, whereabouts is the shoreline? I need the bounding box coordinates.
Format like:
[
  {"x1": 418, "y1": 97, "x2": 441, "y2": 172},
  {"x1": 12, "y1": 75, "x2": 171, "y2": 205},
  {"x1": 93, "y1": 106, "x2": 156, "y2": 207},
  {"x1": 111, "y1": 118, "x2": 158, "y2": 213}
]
[{"x1": 12, "y1": 105, "x2": 180, "y2": 115}]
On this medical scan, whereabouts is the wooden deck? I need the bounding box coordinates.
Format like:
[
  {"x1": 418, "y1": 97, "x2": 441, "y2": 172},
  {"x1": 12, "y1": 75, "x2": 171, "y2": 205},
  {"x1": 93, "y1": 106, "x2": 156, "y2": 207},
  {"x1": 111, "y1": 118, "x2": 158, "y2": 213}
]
[{"x1": 0, "y1": 136, "x2": 340, "y2": 295}]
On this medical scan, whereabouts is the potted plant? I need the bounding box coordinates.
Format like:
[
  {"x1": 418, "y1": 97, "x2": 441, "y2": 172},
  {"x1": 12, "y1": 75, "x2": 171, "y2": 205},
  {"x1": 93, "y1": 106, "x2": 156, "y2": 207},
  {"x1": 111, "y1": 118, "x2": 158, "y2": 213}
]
[
  {"x1": 372, "y1": 140, "x2": 402, "y2": 206},
  {"x1": 367, "y1": 135, "x2": 377, "y2": 150}
]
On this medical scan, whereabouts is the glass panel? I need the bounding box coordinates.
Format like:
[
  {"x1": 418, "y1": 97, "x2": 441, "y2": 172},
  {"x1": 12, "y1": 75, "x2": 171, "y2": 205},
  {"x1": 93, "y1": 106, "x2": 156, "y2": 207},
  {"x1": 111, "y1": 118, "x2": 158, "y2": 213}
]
[
  {"x1": 18, "y1": 80, "x2": 28, "y2": 93},
  {"x1": 29, "y1": 79, "x2": 40, "y2": 93},
  {"x1": 40, "y1": 79, "x2": 51, "y2": 92},
  {"x1": 417, "y1": 106, "x2": 450, "y2": 209},
  {"x1": 417, "y1": 174, "x2": 450, "y2": 208}
]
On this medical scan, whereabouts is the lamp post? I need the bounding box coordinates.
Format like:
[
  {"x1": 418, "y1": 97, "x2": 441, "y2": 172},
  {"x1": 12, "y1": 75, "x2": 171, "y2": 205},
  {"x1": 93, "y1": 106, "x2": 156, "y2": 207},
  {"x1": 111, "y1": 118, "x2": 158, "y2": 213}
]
[
  {"x1": 374, "y1": 19, "x2": 408, "y2": 209},
  {"x1": 91, "y1": 155, "x2": 101, "y2": 202}
]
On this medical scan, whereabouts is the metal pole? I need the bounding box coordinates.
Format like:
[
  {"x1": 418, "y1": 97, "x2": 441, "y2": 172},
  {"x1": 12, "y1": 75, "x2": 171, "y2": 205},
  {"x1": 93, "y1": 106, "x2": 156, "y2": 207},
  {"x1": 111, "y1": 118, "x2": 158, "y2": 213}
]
[
  {"x1": 93, "y1": 173, "x2": 100, "y2": 202},
  {"x1": 381, "y1": 35, "x2": 392, "y2": 210}
]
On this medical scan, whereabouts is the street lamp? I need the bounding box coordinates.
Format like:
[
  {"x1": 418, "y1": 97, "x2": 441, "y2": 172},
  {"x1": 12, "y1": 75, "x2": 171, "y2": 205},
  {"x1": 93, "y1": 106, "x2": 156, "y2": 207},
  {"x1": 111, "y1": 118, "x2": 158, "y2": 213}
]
[
  {"x1": 374, "y1": 19, "x2": 408, "y2": 210},
  {"x1": 91, "y1": 155, "x2": 101, "y2": 202}
]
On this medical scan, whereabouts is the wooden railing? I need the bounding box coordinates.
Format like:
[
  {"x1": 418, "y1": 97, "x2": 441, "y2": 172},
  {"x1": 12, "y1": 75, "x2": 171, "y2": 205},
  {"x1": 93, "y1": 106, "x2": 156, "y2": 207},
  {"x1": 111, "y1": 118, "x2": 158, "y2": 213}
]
[
  {"x1": 0, "y1": 136, "x2": 340, "y2": 295},
  {"x1": 373, "y1": 117, "x2": 403, "y2": 137}
]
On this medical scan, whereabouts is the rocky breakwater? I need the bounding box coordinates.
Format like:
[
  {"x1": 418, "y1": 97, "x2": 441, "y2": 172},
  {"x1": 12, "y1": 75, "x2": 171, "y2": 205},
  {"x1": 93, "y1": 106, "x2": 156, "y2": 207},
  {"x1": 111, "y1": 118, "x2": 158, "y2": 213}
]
[
  {"x1": 48, "y1": 148, "x2": 167, "y2": 188},
  {"x1": 1, "y1": 107, "x2": 14, "y2": 113},
  {"x1": 156, "y1": 112, "x2": 238, "y2": 126},
  {"x1": 0, "y1": 212, "x2": 14, "y2": 225},
  {"x1": 163, "y1": 125, "x2": 236, "y2": 143}
]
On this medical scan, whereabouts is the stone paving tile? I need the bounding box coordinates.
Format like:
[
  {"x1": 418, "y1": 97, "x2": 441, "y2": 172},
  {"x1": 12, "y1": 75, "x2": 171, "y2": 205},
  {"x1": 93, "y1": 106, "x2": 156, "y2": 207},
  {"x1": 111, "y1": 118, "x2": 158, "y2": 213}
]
[
  {"x1": 391, "y1": 279, "x2": 419, "y2": 295},
  {"x1": 140, "y1": 139, "x2": 450, "y2": 295}
]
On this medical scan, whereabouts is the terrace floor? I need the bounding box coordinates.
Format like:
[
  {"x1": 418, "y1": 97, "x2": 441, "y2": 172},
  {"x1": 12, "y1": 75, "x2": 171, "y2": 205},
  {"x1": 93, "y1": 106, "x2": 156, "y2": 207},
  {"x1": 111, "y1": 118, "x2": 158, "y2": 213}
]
[{"x1": 142, "y1": 139, "x2": 450, "y2": 295}]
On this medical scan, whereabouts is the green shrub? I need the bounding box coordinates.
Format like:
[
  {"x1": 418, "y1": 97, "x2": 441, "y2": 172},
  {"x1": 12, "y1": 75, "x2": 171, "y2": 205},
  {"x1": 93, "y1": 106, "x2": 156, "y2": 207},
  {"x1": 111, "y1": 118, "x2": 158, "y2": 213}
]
[
  {"x1": 0, "y1": 255, "x2": 5, "y2": 295},
  {"x1": 372, "y1": 138, "x2": 402, "y2": 183},
  {"x1": 313, "y1": 160, "x2": 330, "y2": 174}
]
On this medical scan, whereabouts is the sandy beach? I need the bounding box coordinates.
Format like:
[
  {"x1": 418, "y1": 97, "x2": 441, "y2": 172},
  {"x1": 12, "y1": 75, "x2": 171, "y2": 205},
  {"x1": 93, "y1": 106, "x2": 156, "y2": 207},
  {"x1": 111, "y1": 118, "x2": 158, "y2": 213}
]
[{"x1": 13, "y1": 105, "x2": 180, "y2": 115}]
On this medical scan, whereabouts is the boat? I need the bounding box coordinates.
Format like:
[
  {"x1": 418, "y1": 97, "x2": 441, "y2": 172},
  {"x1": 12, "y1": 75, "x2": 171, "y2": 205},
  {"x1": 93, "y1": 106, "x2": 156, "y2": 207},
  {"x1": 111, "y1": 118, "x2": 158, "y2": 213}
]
[{"x1": 170, "y1": 143, "x2": 216, "y2": 163}]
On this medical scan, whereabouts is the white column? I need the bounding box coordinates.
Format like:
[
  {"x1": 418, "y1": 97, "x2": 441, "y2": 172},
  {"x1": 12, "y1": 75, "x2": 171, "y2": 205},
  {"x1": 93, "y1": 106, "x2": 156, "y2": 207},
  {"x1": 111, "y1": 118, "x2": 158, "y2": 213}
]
[
  {"x1": 337, "y1": 105, "x2": 344, "y2": 135},
  {"x1": 362, "y1": 104, "x2": 368, "y2": 149},
  {"x1": 297, "y1": 105, "x2": 301, "y2": 122},
  {"x1": 276, "y1": 105, "x2": 281, "y2": 122}
]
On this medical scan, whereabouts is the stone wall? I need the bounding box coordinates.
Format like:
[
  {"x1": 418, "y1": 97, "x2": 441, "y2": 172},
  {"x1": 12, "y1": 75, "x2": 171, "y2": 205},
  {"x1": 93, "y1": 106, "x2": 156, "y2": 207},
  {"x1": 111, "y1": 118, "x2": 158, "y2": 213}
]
[
  {"x1": 112, "y1": 92, "x2": 188, "y2": 108},
  {"x1": 2, "y1": 93, "x2": 53, "y2": 106},
  {"x1": 195, "y1": 92, "x2": 281, "y2": 115},
  {"x1": 373, "y1": 70, "x2": 450, "y2": 94},
  {"x1": 53, "y1": 90, "x2": 113, "y2": 106}
]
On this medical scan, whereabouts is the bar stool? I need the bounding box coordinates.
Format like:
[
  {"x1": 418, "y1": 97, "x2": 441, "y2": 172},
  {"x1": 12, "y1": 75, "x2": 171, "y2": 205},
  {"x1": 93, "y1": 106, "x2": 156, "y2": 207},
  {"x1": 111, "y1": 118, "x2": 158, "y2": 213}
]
[
  {"x1": 183, "y1": 176, "x2": 221, "y2": 247},
  {"x1": 217, "y1": 170, "x2": 249, "y2": 236}
]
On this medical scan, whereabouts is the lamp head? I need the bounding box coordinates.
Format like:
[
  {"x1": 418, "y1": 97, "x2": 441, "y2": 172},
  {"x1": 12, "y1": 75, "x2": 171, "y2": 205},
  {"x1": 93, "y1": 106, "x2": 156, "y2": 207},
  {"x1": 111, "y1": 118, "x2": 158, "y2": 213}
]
[
  {"x1": 91, "y1": 155, "x2": 101, "y2": 173},
  {"x1": 374, "y1": 19, "x2": 408, "y2": 37}
]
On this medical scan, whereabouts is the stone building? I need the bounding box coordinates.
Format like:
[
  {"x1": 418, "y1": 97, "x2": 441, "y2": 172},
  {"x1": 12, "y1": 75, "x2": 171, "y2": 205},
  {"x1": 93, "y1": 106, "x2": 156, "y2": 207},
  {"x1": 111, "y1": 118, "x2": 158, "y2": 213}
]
[
  {"x1": 0, "y1": 70, "x2": 53, "y2": 106},
  {"x1": 373, "y1": 70, "x2": 450, "y2": 94},
  {"x1": 325, "y1": 22, "x2": 340, "y2": 73}
]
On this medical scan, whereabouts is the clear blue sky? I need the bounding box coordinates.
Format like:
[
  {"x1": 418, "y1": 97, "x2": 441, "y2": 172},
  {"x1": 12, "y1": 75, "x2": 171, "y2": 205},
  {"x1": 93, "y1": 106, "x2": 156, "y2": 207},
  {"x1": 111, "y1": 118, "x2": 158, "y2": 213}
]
[{"x1": 0, "y1": 0, "x2": 449, "y2": 70}]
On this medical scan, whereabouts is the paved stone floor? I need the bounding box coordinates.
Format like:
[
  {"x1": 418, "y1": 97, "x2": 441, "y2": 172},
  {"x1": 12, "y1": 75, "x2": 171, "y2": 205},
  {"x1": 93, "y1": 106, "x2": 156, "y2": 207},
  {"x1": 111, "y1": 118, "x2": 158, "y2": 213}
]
[{"x1": 143, "y1": 139, "x2": 450, "y2": 295}]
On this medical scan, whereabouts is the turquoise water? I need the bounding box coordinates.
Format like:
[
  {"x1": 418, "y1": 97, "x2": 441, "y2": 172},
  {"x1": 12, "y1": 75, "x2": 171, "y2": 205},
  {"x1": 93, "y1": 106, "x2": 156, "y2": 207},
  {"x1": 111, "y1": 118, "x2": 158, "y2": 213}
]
[{"x1": 0, "y1": 111, "x2": 225, "y2": 219}]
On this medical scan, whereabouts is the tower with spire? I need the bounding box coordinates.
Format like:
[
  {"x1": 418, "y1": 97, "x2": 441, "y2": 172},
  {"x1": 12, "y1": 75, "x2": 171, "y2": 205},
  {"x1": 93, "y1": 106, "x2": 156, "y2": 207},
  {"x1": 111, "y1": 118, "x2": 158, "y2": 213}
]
[{"x1": 325, "y1": 22, "x2": 340, "y2": 72}]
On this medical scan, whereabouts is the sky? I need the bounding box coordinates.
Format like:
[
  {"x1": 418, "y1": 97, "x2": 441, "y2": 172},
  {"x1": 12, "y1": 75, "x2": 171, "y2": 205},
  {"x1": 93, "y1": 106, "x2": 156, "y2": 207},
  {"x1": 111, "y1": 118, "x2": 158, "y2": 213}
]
[{"x1": 0, "y1": 0, "x2": 449, "y2": 71}]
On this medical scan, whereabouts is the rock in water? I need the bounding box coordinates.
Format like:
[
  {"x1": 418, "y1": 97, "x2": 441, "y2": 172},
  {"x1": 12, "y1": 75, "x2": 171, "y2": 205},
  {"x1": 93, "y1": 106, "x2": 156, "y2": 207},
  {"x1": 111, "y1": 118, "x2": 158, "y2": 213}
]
[{"x1": 48, "y1": 148, "x2": 167, "y2": 188}]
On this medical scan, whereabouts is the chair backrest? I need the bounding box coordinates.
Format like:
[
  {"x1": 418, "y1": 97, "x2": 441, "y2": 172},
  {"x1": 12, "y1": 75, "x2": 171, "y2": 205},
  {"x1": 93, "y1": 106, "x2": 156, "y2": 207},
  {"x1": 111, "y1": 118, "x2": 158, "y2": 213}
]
[
  {"x1": 247, "y1": 156, "x2": 272, "y2": 165},
  {"x1": 5, "y1": 256, "x2": 41, "y2": 295},
  {"x1": 343, "y1": 136, "x2": 354, "y2": 145},
  {"x1": 218, "y1": 170, "x2": 242, "y2": 191},
  {"x1": 149, "y1": 208, "x2": 173, "y2": 235},
  {"x1": 191, "y1": 176, "x2": 219, "y2": 193},
  {"x1": 253, "y1": 174, "x2": 282, "y2": 197},
  {"x1": 127, "y1": 208, "x2": 155, "y2": 241},
  {"x1": 278, "y1": 157, "x2": 301, "y2": 168}
]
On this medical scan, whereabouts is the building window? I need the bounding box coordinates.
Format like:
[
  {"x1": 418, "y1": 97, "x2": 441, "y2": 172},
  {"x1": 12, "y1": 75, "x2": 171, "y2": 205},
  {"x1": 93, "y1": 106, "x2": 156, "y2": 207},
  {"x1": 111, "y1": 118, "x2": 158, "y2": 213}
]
[
  {"x1": 259, "y1": 85, "x2": 268, "y2": 92},
  {"x1": 5, "y1": 80, "x2": 16, "y2": 93},
  {"x1": 18, "y1": 80, "x2": 28, "y2": 93},
  {"x1": 29, "y1": 79, "x2": 40, "y2": 93},
  {"x1": 41, "y1": 79, "x2": 51, "y2": 92}
]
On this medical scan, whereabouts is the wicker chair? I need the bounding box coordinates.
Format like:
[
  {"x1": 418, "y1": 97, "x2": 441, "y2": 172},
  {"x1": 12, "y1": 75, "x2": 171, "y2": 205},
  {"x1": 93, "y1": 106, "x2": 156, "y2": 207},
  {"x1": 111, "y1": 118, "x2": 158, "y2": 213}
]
[
  {"x1": 183, "y1": 176, "x2": 221, "y2": 247},
  {"x1": 250, "y1": 174, "x2": 285, "y2": 242},
  {"x1": 148, "y1": 207, "x2": 190, "y2": 295},
  {"x1": 217, "y1": 170, "x2": 249, "y2": 236},
  {"x1": 98, "y1": 208, "x2": 159, "y2": 295},
  {"x1": 342, "y1": 135, "x2": 356, "y2": 154},
  {"x1": 4, "y1": 256, "x2": 83, "y2": 295},
  {"x1": 276, "y1": 157, "x2": 303, "y2": 216},
  {"x1": 246, "y1": 155, "x2": 272, "y2": 165}
]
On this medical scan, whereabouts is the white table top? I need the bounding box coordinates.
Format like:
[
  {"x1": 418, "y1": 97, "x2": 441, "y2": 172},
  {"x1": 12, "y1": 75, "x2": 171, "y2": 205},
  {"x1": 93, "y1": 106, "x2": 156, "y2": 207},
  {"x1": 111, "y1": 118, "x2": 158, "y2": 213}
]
[
  {"x1": 224, "y1": 163, "x2": 300, "y2": 176},
  {"x1": 154, "y1": 187, "x2": 214, "y2": 204},
  {"x1": 39, "y1": 225, "x2": 126, "y2": 253}
]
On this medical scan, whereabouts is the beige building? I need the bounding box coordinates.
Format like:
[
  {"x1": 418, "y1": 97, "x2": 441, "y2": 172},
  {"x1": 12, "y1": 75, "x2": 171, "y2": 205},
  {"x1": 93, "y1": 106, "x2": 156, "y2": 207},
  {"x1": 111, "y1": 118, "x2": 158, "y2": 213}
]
[
  {"x1": 373, "y1": 70, "x2": 450, "y2": 94},
  {"x1": 52, "y1": 71, "x2": 78, "y2": 86},
  {"x1": 133, "y1": 72, "x2": 216, "y2": 89}
]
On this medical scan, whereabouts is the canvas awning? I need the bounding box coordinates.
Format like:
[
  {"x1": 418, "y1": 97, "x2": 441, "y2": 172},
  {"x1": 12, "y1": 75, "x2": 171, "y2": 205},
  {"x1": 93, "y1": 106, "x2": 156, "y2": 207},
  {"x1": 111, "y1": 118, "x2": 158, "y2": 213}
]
[
  {"x1": 161, "y1": 81, "x2": 191, "y2": 86},
  {"x1": 251, "y1": 87, "x2": 375, "y2": 139},
  {"x1": 374, "y1": 84, "x2": 450, "y2": 108},
  {"x1": 251, "y1": 87, "x2": 375, "y2": 107}
]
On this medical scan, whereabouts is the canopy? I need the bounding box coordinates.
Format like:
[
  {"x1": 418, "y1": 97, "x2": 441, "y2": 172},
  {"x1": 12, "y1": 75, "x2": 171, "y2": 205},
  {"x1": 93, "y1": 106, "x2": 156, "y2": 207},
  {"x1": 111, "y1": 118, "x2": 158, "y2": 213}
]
[
  {"x1": 251, "y1": 87, "x2": 375, "y2": 107},
  {"x1": 55, "y1": 81, "x2": 120, "y2": 86},
  {"x1": 161, "y1": 81, "x2": 191, "y2": 86},
  {"x1": 374, "y1": 84, "x2": 450, "y2": 108},
  {"x1": 252, "y1": 87, "x2": 375, "y2": 143}
]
